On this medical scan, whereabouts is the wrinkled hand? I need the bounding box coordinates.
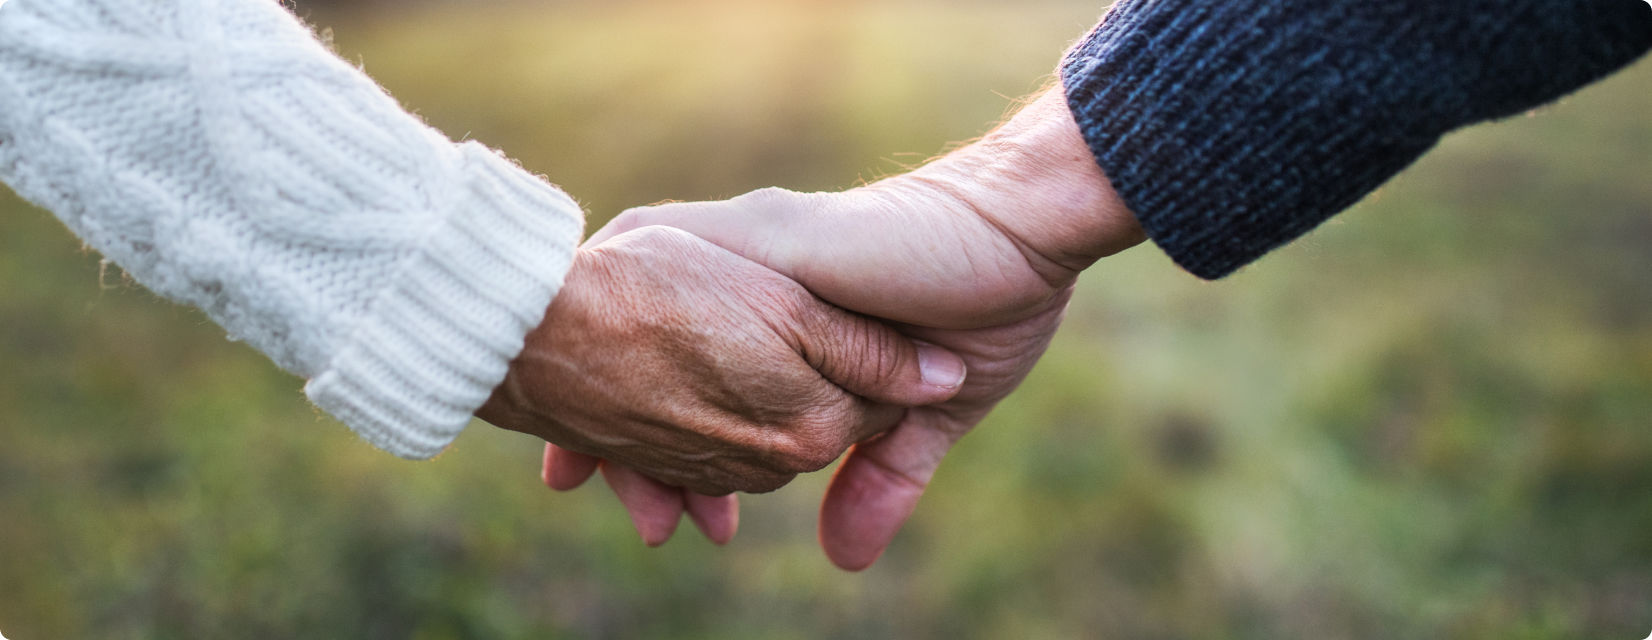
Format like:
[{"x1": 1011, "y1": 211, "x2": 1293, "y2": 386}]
[
  {"x1": 478, "y1": 225, "x2": 965, "y2": 503},
  {"x1": 562, "y1": 185, "x2": 1075, "y2": 567},
  {"x1": 545, "y1": 91, "x2": 1145, "y2": 566}
]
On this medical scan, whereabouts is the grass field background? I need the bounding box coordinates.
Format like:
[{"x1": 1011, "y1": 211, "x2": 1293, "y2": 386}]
[{"x1": 2, "y1": 1, "x2": 1650, "y2": 637}]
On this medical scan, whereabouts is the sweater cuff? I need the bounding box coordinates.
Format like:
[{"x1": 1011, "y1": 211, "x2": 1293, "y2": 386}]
[
  {"x1": 305, "y1": 142, "x2": 584, "y2": 459},
  {"x1": 1057, "y1": 0, "x2": 1430, "y2": 280},
  {"x1": 1059, "y1": 0, "x2": 1652, "y2": 280}
]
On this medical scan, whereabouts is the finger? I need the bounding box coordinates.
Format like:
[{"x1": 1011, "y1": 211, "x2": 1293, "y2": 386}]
[
  {"x1": 588, "y1": 192, "x2": 795, "y2": 255},
  {"x1": 818, "y1": 409, "x2": 965, "y2": 571},
  {"x1": 843, "y1": 401, "x2": 910, "y2": 450},
  {"x1": 600, "y1": 463, "x2": 686, "y2": 547},
  {"x1": 542, "y1": 444, "x2": 602, "y2": 490},
  {"x1": 794, "y1": 304, "x2": 967, "y2": 407},
  {"x1": 685, "y1": 493, "x2": 740, "y2": 546}
]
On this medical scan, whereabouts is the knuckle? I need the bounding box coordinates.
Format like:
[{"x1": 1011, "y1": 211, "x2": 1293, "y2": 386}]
[
  {"x1": 610, "y1": 207, "x2": 655, "y2": 233},
  {"x1": 797, "y1": 453, "x2": 839, "y2": 474},
  {"x1": 614, "y1": 226, "x2": 709, "y2": 263},
  {"x1": 733, "y1": 187, "x2": 822, "y2": 226},
  {"x1": 781, "y1": 419, "x2": 850, "y2": 473},
  {"x1": 737, "y1": 186, "x2": 801, "y2": 207},
  {"x1": 731, "y1": 188, "x2": 820, "y2": 247},
  {"x1": 607, "y1": 214, "x2": 702, "y2": 252},
  {"x1": 768, "y1": 442, "x2": 814, "y2": 475},
  {"x1": 766, "y1": 442, "x2": 812, "y2": 474},
  {"x1": 743, "y1": 401, "x2": 858, "y2": 476},
  {"x1": 623, "y1": 223, "x2": 684, "y2": 245},
  {"x1": 783, "y1": 452, "x2": 833, "y2": 474},
  {"x1": 740, "y1": 472, "x2": 794, "y2": 495}
]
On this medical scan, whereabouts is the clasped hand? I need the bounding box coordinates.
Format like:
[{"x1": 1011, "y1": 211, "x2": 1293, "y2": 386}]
[{"x1": 480, "y1": 90, "x2": 1145, "y2": 570}]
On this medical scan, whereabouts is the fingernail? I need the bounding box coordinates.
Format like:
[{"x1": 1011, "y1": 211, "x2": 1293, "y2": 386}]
[{"x1": 916, "y1": 342, "x2": 966, "y2": 389}]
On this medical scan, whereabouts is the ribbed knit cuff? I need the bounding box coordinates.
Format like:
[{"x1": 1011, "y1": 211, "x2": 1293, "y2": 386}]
[{"x1": 305, "y1": 143, "x2": 584, "y2": 459}]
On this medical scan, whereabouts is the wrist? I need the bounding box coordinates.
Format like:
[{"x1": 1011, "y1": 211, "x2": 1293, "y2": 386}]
[
  {"x1": 308, "y1": 143, "x2": 584, "y2": 460},
  {"x1": 477, "y1": 247, "x2": 602, "y2": 442},
  {"x1": 907, "y1": 89, "x2": 1144, "y2": 275}
]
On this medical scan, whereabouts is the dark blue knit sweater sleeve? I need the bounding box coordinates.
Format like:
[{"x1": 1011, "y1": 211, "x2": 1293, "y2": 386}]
[{"x1": 1061, "y1": 0, "x2": 1652, "y2": 279}]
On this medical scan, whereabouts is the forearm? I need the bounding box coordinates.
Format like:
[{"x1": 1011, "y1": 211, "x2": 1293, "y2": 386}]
[
  {"x1": 0, "y1": 0, "x2": 584, "y2": 457},
  {"x1": 1061, "y1": 0, "x2": 1652, "y2": 279}
]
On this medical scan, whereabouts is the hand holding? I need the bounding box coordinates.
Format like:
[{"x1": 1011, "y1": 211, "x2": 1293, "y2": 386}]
[
  {"x1": 479, "y1": 225, "x2": 965, "y2": 497},
  {"x1": 548, "y1": 90, "x2": 1145, "y2": 566}
]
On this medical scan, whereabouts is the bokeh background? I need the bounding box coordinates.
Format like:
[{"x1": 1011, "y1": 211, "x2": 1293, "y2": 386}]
[{"x1": 3, "y1": 0, "x2": 1651, "y2": 638}]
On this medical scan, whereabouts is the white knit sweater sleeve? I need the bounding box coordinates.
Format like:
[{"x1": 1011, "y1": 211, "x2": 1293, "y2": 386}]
[{"x1": 0, "y1": 0, "x2": 586, "y2": 458}]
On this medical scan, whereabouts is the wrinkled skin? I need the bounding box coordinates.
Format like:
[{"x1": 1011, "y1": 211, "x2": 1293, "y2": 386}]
[{"x1": 478, "y1": 225, "x2": 965, "y2": 499}]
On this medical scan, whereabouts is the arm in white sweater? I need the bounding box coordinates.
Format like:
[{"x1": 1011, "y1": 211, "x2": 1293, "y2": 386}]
[{"x1": 0, "y1": 0, "x2": 585, "y2": 458}]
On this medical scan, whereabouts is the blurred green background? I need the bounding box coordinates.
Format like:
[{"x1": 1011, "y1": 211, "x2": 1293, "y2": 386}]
[{"x1": 3, "y1": 0, "x2": 1651, "y2": 638}]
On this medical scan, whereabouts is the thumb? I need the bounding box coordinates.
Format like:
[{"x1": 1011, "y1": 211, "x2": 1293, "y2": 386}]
[
  {"x1": 818, "y1": 408, "x2": 964, "y2": 571},
  {"x1": 793, "y1": 304, "x2": 967, "y2": 407}
]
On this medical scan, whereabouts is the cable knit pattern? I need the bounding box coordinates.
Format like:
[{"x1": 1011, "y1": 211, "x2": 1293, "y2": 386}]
[
  {"x1": 1061, "y1": 0, "x2": 1652, "y2": 279},
  {"x1": 0, "y1": 0, "x2": 585, "y2": 458}
]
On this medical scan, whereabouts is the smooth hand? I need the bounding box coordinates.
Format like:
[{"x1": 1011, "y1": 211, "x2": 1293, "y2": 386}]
[
  {"x1": 545, "y1": 90, "x2": 1144, "y2": 566},
  {"x1": 478, "y1": 225, "x2": 966, "y2": 536}
]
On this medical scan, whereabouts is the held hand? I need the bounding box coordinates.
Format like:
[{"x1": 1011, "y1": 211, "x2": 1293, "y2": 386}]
[
  {"x1": 479, "y1": 225, "x2": 965, "y2": 497},
  {"x1": 547, "y1": 90, "x2": 1144, "y2": 566},
  {"x1": 587, "y1": 188, "x2": 1076, "y2": 568}
]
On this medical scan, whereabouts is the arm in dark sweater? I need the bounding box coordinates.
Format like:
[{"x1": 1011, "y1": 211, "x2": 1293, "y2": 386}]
[{"x1": 1061, "y1": 0, "x2": 1652, "y2": 279}]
